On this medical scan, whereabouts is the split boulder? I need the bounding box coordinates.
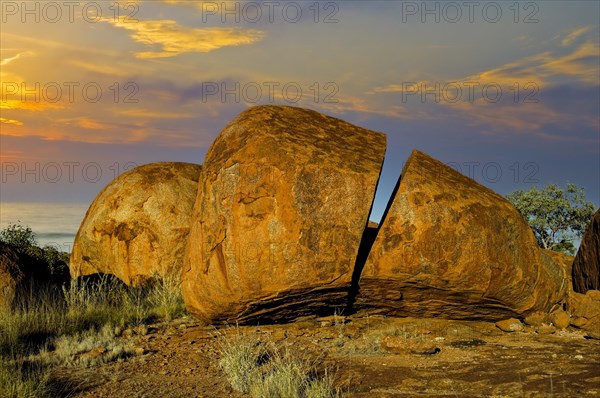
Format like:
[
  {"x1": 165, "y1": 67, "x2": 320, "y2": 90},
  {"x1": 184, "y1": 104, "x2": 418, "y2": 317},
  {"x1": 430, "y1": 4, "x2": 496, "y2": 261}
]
[
  {"x1": 182, "y1": 105, "x2": 386, "y2": 323},
  {"x1": 357, "y1": 150, "x2": 569, "y2": 320}
]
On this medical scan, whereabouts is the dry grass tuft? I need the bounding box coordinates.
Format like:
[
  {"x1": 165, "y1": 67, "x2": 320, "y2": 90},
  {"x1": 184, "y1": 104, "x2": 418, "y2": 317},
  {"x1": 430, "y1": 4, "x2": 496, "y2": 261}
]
[{"x1": 218, "y1": 330, "x2": 340, "y2": 398}]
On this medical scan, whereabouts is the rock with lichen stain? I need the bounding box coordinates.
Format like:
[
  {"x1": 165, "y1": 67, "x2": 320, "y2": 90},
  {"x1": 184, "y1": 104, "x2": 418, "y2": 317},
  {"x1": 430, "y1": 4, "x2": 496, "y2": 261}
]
[
  {"x1": 70, "y1": 162, "x2": 201, "y2": 285},
  {"x1": 357, "y1": 149, "x2": 569, "y2": 321},
  {"x1": 182, "y1": 105, "x2": 386, "y2": 324}
]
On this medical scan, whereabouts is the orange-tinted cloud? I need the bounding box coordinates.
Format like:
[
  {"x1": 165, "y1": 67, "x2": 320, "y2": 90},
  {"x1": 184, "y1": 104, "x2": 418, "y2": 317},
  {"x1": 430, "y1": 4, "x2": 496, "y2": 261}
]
[
  {"x1": 0, "y1": 117, "x2": 23, "y2": 126},
  {"x1": 0, "y1": 51, "x2": 32, "y2": 66},
  {"x1": 375, "y1": 26, "x2": 598, "y2": 95},
  {"x1": 369, "y1": 27, "x2": 599, "y2": 134},
  {"x1": 107, "y1": 18, "x2": 265, "y2": 58}
]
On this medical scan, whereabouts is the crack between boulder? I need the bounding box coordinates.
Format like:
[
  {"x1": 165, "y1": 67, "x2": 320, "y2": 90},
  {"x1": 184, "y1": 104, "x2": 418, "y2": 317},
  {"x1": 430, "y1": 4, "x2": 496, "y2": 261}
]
[{"x1": 346, "y1": 155, "x2": 402, "y2": 314}]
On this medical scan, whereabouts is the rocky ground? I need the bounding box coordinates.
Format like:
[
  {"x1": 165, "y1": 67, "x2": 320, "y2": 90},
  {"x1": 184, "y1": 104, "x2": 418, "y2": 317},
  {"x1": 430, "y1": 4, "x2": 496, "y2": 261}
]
[{"x1": 52, "y1": 314, "x2": 600, "y2": 398}]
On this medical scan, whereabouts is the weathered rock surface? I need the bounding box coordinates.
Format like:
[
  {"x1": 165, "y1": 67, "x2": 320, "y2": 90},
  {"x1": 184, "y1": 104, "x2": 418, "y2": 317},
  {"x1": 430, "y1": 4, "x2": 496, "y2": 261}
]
[
  {"x1": 0, "y1": 243, "x2": 25, "y2": 310},
  {"x1": 182, "y1": 105, "x2": 386, "y2": 323},
  {"x1": 70, "y1": 162, "x2": 201, "y2": 286},
  {"x1": 572, "y1": 208, "x2": 600, "y2": 293},
  {"x1": 357, "y1": 150, "x2": 569, "y2": 320},
  {"x1": 569, "y1": 290, "x2": 600, "y2": 336},
  {"x1": 544, "y1": 249, "x2": 574, "y2": 288}
]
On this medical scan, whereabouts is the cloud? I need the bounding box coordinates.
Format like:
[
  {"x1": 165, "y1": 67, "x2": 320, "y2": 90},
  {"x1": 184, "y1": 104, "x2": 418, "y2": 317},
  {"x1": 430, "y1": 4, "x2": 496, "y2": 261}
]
[
  {"x1": 0, "y1": 100, "x2": 64, "y2": 112},
  {"x1": 107, "y1": 18, "x2": 265, "y2": 58},
  {"x1": 0, "y1": 117, "x2": 23, "y2": 126},
  {"x1": 0, "y1": 51, "x2": 32, "y2": 66},
  {"x1": 540, "y1": 41, "x2": 599, "y2": 85},
  {"x1": 560, "y1": 26, "x2": 594, "y2": 46},
  {"x1": 375, "y1": 27, "x2": 599, "y2": 95},
  {"x1": 118, "y1": 109, "x2": 194, "y2": 119},
  {"x1": 368, "y1": 27, "x2": 599, "y2": 136}
]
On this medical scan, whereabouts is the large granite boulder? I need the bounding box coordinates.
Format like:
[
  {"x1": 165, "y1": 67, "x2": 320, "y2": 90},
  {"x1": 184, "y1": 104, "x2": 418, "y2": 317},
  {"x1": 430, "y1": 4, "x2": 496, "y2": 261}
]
[
  {"x1": 356, "y1": 150, "x2": 569, "y2": 320},
  {"x1": 70, "y1": 162, "x2": 201, "y2": 286},
  {"x1": 182, "y1": 105, "x2": 386, "y2": 323},
  {"x1": 572, "y1": 208, "x2": 600, "y2": 293},
  {"x1": 0, "y1": 243, "x2": 25, "y2": 310}
]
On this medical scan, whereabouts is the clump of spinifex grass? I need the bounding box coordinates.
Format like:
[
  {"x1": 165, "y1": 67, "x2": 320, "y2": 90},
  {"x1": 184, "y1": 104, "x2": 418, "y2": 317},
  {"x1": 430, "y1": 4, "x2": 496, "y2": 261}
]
[
  {"x1": 0, "y1": 271, "x2": 186, "y2": 398},
  {"x1": 218, "y1": 330, "x2": 340, "y2": 398}
]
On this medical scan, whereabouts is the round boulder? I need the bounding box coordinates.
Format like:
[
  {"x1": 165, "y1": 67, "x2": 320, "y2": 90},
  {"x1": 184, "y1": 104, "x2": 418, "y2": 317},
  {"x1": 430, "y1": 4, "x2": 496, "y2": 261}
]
[{"x1": 70, "y1": 162, "x2": 201, "y2": 286}]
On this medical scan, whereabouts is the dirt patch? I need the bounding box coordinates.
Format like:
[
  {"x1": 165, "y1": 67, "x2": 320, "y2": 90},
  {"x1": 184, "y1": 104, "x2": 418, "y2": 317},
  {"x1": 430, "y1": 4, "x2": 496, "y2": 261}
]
[{"x1": 57, "y1": 315, "x2": 600, "y2": 397}]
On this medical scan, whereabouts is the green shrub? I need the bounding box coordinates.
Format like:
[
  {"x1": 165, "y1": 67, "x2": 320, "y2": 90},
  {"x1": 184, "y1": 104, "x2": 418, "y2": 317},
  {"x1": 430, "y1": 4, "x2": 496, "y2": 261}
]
[{"x1": 0, "y1": 224, "x2": 37, "y2": 252}]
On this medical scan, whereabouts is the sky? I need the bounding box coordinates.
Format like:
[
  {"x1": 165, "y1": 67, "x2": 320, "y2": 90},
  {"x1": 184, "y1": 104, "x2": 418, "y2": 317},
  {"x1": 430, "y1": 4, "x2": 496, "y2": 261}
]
[{"x1": 1, "y1": 0, "x2": 599, "y2": 229}]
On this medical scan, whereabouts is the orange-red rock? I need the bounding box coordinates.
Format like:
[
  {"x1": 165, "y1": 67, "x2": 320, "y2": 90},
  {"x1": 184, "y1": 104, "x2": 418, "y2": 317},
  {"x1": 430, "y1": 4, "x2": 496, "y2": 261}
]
[
  {"x1": 543, "y1": 249, "x2": 574, "y2": 288},
  {"x1": 70, "y1": 162, "x2": 201, "y2": 286},
  {"x1": 182, "y1": 105, "x2": 386, "y2": 323},
  {"x1": 357, "y1": 150, "x2": 569, "y2": 320},
  {"x1": 572, "y1": 208, "x2": 600, "y2": 293}
]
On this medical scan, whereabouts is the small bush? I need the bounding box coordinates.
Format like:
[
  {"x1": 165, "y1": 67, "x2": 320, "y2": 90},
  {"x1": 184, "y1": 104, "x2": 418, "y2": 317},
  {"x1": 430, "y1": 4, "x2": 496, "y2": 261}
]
[
  {"x1": 0, "y1": 224, "x2": 37, "y2": 252},
  {"x1": 219, "y1": 332, "x2": 340, "y2": 398},
  {"x1": 40, "y1": 323, "x2": 134, "y2": 368}
]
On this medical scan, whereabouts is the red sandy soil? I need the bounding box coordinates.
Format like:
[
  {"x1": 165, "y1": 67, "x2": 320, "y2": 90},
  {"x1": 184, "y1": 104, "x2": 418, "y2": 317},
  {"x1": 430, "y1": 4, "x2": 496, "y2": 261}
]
[{"x1": 54, "y1": 314, "x2": 600, "y2": 398}]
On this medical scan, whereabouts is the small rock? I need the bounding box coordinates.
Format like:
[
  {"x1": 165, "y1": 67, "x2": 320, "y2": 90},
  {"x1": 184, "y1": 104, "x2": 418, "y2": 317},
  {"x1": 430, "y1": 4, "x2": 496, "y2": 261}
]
[
  {"x1": 380, "y1": 335, "x2": 407, "y2": 354},
  {"x1": 495, "y1": 318, "x2": 524, "y2": 332},
  {"x1": 574, "y1": 354, "x2": 584, "y2": 360},
  {"x1": 571, "y1": 316, "x2": 589, "y2": 328},
  {"x1": 380, "y1": 335, "x2": 439, "y2": 355},
  {"x1": 550, "y1": 310, "x2": 570, "y2": 329},
  {"x1": 536, "y1": 324, "x2": 556, "y2": 335},
  {"x1": 134, "y1": 347, "x2": 145, "y2": 356},
  {"x1": 587, "y1": 290, "x2": 600, "y2": 300},
  {"x1": 524, "y1": 311, "x2": 548, "y2": 327}
]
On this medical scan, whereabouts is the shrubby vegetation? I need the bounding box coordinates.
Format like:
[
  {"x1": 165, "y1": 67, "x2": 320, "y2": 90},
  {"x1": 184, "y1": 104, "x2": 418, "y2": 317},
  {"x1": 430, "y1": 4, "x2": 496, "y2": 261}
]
[
  {"x1": 507, "y1": 183, "x2": 596, "y2": 255},
  {"x1": 0, "y1": 223, "x2": 69, "y2": 278},
  {"x1": 0, "y1": 224, "x2": 186, "y2": 397},
  {"x1": 219, "y1": 331, "x2": 339, "y2": 398}
]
